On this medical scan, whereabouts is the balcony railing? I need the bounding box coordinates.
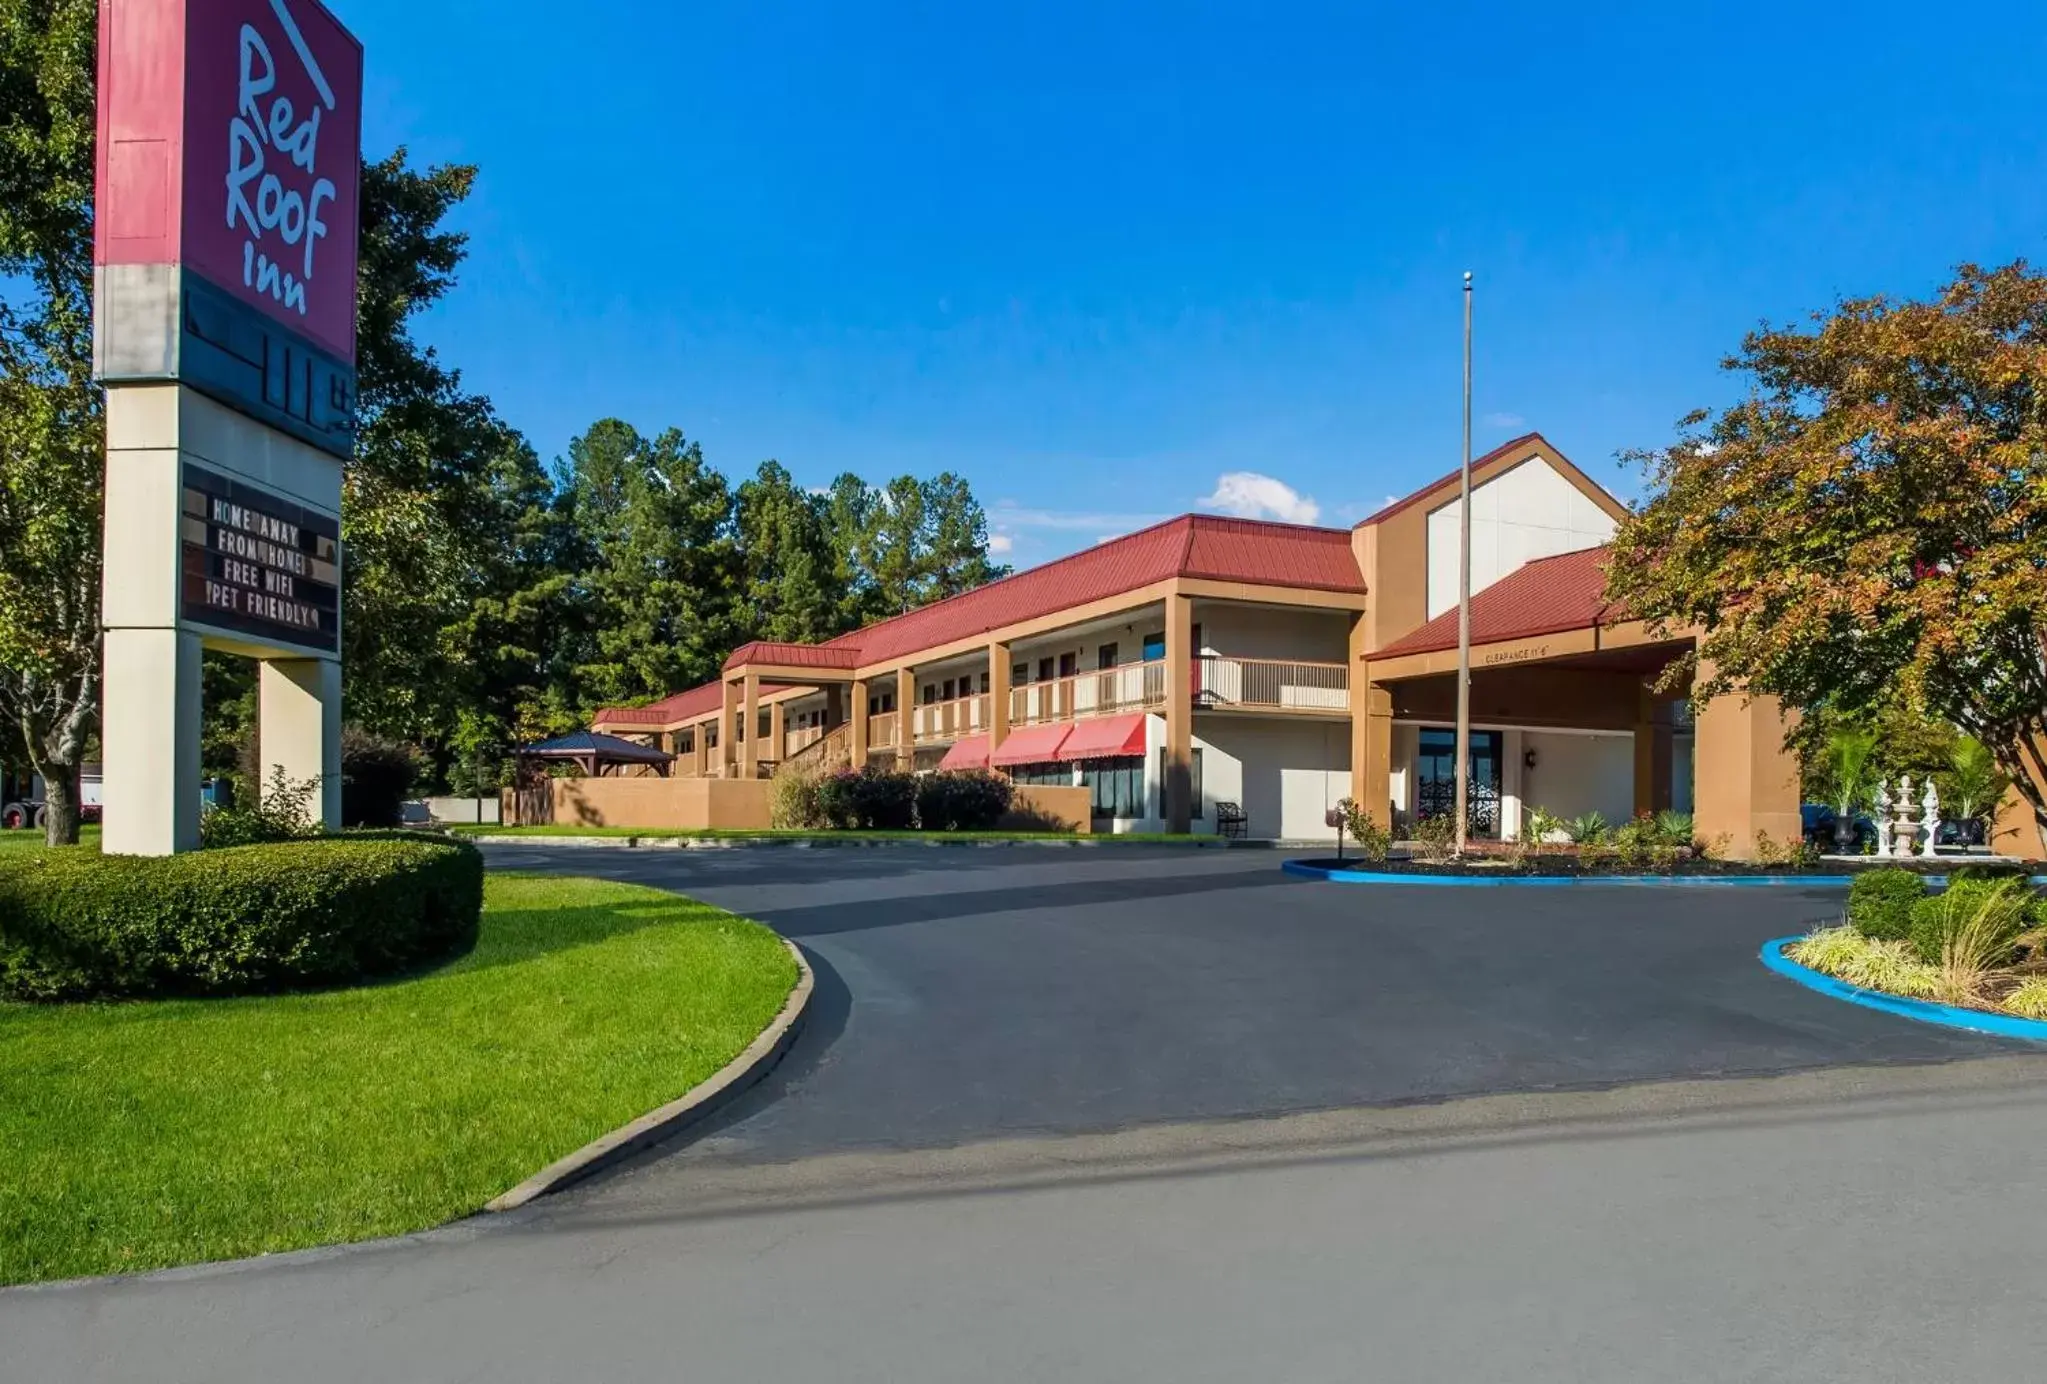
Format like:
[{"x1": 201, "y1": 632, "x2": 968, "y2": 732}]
[
  {"x1": 783, "y1": 724, "x2": 826, "y2": 758},
  {"x1": 912, "y1": 693, "x2": 989, "y2": 745},
  {"x1": 867, "y1": 710, "x2": 899, "y2": 750},
  {"x1": 1011, "y1": 662, "x2": 1167, "y2": 727},
  {"x1": 1195, "y1": 655, "x2": 1349, "y2": 713}
]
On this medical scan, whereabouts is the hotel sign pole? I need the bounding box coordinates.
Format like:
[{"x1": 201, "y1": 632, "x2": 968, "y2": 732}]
[{"x1": 1454, "y1": 271, "x2": 1474, "y2": 857}]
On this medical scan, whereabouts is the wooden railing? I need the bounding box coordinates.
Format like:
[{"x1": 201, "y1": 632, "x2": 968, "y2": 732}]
[
  {"x1": 1011, "y1": 662, "x2": 1167, "y2": 726},
  {"x1": 868, "y1": 710, "x2": 898, "y2": 751},
  {"x1": 783, "y1": 724, "x2": 826, "y2": 758},
  {"x1": 912, "y1": 693, "x2": 989, "y2": 745},
  {"x1": 1195, "y1": 655, "x2": 1349, "y2": 712}
]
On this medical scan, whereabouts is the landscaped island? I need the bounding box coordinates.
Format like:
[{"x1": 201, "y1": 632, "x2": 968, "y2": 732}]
[
  {"x1": 1784, "y1": 869, "x2": 2047, "y2": 1020},
  {"x1": 0, "y1": 839, "x2": 797, "y2": 1286}
]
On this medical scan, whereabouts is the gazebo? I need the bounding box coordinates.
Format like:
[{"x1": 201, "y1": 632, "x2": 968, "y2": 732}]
[{"x1": 514, "y1": 731, "x2": 675, "y2": 779}]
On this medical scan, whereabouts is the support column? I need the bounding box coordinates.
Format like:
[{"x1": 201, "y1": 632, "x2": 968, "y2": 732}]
[
  {"x1": 101, "y1": 628, "x2": 204, "y2": 855},
  {"x1": 1632, "y1": 685, "x2": 1674, "y2": 819},
  {"x1": 692, "y1": 722, "x2": 708, "y2": 778},
  {"x1": 1355, "y1": 679, "x2": 1393, "y2": 831},
  {"x1": 1164, "y1": 593, "x2": 1193, "y2": 832},
  {"x1": 1693, "y1": 674, "x2": 1801, "y2": 860},
  {"x1": 720, "y1": 679, "x2": 738, "y2": 777},
  {"x1": 259, "y1": 657, "x2": 342, "y2": 830},
  {"x1": 741, "y1": 673, "x2": 761, "y2": 780},
  {"x1": 896, "y1": 667, "x2": 916, "y2": 769},
  {"x1": 988, "y1": 641, "x2": 1011, "y2": 763},
  {"x1": 850, "y1": 679, "x2": 870, "y2": 769},
  {"x1": 769, "y1": 698, "x2": 786, "y2": 767}
]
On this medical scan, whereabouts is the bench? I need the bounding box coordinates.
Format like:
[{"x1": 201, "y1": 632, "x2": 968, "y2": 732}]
[{"x1": 1214, "y1": 801, "x2": 1247, "y2": 839}]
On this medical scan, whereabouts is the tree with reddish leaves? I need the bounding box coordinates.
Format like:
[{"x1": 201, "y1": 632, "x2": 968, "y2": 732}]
[{"x1": 1607, "y1": 261, "x2": 2047, "y2": 843}]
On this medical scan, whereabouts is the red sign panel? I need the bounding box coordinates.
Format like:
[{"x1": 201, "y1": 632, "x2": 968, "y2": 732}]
[{"x1": 96, "y1": 0, "x2": 363, "y2": 364}]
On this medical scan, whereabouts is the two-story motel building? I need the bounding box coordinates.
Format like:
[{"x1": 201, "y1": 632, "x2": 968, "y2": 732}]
[{"x1": 589, "y1": 434, "x2": 1808, "y2": 855}]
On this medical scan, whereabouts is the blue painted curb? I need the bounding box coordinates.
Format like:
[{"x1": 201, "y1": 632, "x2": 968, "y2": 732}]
[
  {"x1": 1282, "y1": 860, "x2": 2047, "y2": 889},
  {"x1": 1760, "y1": 936, "x2": 2047, "y2": 1043},
  {"x1": 1282, "y1": 859, "x2": 1852, "y2": 888}
]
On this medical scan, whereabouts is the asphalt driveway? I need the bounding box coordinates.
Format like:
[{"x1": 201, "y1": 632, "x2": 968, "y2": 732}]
[{"x1": 491, "y1": 844, "x2": 2025, "y2": 1170}]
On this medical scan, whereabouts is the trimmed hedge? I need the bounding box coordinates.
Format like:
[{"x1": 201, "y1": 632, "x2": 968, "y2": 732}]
[
  {"x1": 1848, "y1": 868, "x2": 1925, "y2": 941},
  {"x1": 813, "y1": 765, "x2": 919, "y2": 830},
  {"x1": 0, "y1": 833, "x2": 482, "y2": 1001},
  {"x1": 915, "y1": 771, "x2": 1014, "y2": 831}
]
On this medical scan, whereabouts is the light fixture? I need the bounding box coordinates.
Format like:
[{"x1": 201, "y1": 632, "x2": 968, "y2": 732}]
[{"x1": 1524, "y1": 747, "x2": 1539, "y2": 770}]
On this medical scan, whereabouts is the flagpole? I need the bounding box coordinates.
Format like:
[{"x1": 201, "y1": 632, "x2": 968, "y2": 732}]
[{"x1": 1455, "y1": 271, "x2": 1473, "y2": 858}]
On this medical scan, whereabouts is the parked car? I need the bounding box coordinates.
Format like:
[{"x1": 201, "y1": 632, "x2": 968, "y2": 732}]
[{"x1": 0, "y1": 767, "x2": 104, "y2": 830}]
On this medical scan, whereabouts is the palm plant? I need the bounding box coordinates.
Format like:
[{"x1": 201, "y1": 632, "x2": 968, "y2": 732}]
[
  {"x1": 1824, "y1": 725, "x2": 1880, "y2": 853},
  {"x1": 1936, "y1": 735, "x2": 2009, "y2": 834},
  {"x1": 1653, "y1": 810, "x2": 1695, "y2": 849}
]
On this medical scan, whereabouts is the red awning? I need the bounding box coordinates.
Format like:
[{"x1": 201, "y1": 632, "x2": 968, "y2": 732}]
[
  {"x1": 1055, "y1": 713, "x2": 1149, "y2": 762},
  {"x1": 990, "y1": 722, "x2": 1073, "y2": 767},
  {"x1": 938, "y1": 735, "x2": 989, "y2": 770}
]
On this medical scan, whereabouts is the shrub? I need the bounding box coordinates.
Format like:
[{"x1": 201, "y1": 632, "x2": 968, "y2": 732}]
[
  {"x1": 341, "y1": 726, "x2": 421, "y2": 828},
  {"x1": 1522, "y1": 806, "x2": 1566, "y2": 846},
  {"x1": 1566, "y1": 811, "x2": 1610, "y2": 845},
  {"x1": 1652, "y1": 810, "x2": 1695, "y2": 849},
  {"x1": 1609, "y1": 815, "x2": 1658, "y2": 869},
  {"x1": 1337, "y1": 798, "x2": 1392, "y2": 862},
  {"x1": 0, "y1": 834, "x2": 483, "y2": 1001},
  {"x1": 1848, "y1": 868, "x2": 1925, "y2": 941},
  {"x1": 199, "y1": 767, "x2": 322, "y2": 848},
  {"x1": 915, "y1": 771, "x2": 1014, "y2": 831},
  {"x1": 1907, "y1": 878, "x2": 2032, "y2": 1001},
  {"x1": 1788, "y1": 927, "x2": 1942, "y2": 999},
  {"x1": 770, "y1": 764, "x2": 829, "y2": 829},
  {"x1": 813, "y1": 765, "x2": 918, "y2": 830},
  {"x1": 1411, "y1": 813, "x2": 1456, "y2": 863},
  {"x1": 2003, "y1": 977, "x2": 2047, "y2": 1020}
]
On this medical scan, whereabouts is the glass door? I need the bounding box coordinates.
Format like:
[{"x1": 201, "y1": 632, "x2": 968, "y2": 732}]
[{"x1": 1415, "y1": 728, "x2": 1504, "y2": 838}]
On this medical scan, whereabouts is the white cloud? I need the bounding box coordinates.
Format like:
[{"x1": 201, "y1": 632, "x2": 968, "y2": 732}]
[
  {"x1": 1482, "y1": 411, "x2": 1526, "y2": 430},
  {"x1": 986, "y1": 532, "x2": 1015, "y2": 556},
  {"x1": 1199, "y1": 472, "x2": 1321, "y2": 525}
]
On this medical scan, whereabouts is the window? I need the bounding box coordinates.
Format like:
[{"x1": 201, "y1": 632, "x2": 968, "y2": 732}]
[
  {"x1": 1081, "y1": 756, "x2": 1144, "y2": 819},
  {"x1": 923, "y1": 684, "x2": 937, "y2": 705},
  {"x1": 1097, "y1": 643, "x2": 1118, "y2": 669},
  {"x1": 942, "y1": 677, "x2": 956, "y2": 701},
  {"x1": 1141, "y1": 632, "x2": 1165, "y2": 661},
  {"x1": 1012, "y1": 662, "x2": 1028, "y2": 686},
  {"x1": 1059, "y1": 651, "x2": 1078, "y2": 678},
  {"x1": 1037, "y1": 657, "x2": 1055, "y2": 682},
  {"x1": 1012, "y1": 763, "x2": 1071, "y2": 787},
  {"x1": 676, "y1": 729, "x2": 694, "y2": 755}
]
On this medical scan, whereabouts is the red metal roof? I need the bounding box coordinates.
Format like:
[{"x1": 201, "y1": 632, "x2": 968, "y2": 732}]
[
  {"x1": 1055, "y1": 713, "x2": 1148, "y2": 761},
  {"x1": 938, "y1": 735, "x2": 990, "y2": 771},
  {"x1": 1370, "y1": 546, "x2": 1620, "y2": 658},
  {"x1": 1354, "y1": 432, "x2": 1547, "y2": 526},
  {"x1": 591, "y1": 680, "x2": 801, "y2": 730},
  {"x1": 721, "y1": 641, "x2": 862, "y2": 673},
  {"x1": 758, "y1": 514, "x2": 1364, "y2": 673},
  {"x1": 990, "y1": 722, "x2": 1074, "y2": 766}
]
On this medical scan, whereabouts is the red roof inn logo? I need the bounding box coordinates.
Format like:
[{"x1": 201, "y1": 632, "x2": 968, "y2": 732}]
[{"x1": 187, "y1": 0, "x2": 363, "y2": 361}]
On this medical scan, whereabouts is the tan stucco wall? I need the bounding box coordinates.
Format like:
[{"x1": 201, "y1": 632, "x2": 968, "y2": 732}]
[
  {"x1": 1003, "y1": 784, "x2": 1093, "y2": 833},
  {"x1": 1692, "y1": 690, "x2": 1802, "y2": 860},
  {"x1": 1992, "y1": 767, "x2": 2046, "y2": 861},
  {"x1": 505, "y1": 778, "x2": 773, "y2": 831}
]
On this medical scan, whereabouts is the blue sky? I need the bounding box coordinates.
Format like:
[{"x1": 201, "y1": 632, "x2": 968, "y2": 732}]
[{"x1": 344, "y1": 0, "x2": 2047, "y2": 563}]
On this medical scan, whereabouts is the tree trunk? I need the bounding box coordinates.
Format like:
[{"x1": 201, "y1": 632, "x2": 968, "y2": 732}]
[{"x1": 40, "y1": 764, "x2": 79, "y2": 847}]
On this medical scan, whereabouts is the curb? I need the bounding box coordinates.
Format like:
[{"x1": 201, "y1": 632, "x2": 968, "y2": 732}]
[
  {"x1": 1281, "y1": 859, "x2": 1861, "y2": 887},
  {"x1": 468, "y1": 834, "x2": 1274, "y2": 851},
  {"x1": 1760, "y1": 936, "x2": 2047, "y2": 1043},
  {"x1": 483, "y1": 938, "x2": 815, "y2": 1211}
]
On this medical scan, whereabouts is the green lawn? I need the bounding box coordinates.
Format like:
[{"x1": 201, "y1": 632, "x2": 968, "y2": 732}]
[
  {"x1": 0, "y1": 873, "x2": 797, "y2": 1286},
  {"x1": 0, "y1": 824, "x2": 97, "y2": 852},
  {"x1": 454, "y1": 824, "x2": 1219, "y2": 844}
]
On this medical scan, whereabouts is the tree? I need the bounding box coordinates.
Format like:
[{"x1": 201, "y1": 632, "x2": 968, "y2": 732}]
[
  {"x1": 563, "y1": 420, "x2": 737, "y2": 705},
  {"x1": 919, "y1": 471, "x2": 1008, "y2": 599},
  {"x1": 1606, "y1": 261, "x2": 2047, "y2": 841},
  {"x1": 0, "y1": 0, "x2": 100, "y2": 844},
  {"x1": 733, "y1": 461, "x2": 840, "y2": 645}
]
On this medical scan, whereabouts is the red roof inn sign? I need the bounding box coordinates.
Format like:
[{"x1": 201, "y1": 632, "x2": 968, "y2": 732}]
[
  {"x1": 95, "y1": 0, "x2": 362, "y2": 451},
  {"x1": 95, "y1": 0, "x2": 362, "y2": 854}
]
